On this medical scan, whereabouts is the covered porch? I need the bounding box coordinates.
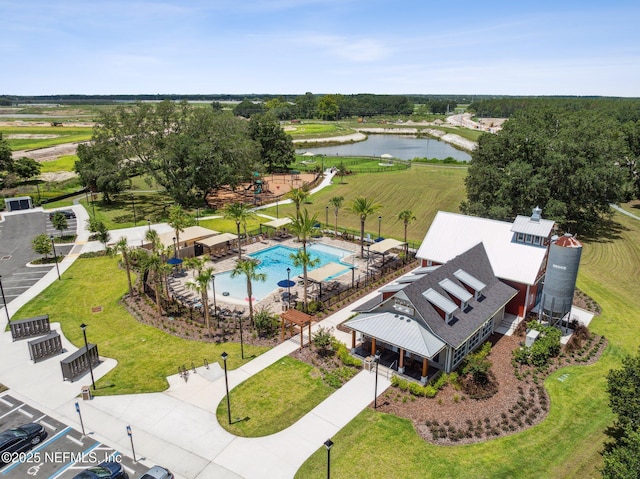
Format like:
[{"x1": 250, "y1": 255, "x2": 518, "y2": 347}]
[{"x1": 344, "y1": 312, "x2": 446, "y2": 384}]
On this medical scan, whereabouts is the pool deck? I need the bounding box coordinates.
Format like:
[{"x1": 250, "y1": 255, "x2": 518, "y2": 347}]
[{"x1": 173, "y1": 236, "x2": 369, "y2": 316}]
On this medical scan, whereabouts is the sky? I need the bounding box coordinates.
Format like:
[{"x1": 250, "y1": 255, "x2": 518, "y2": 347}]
[{"x1": 1, "y1": 0, "x2": 638, "y2": 97}]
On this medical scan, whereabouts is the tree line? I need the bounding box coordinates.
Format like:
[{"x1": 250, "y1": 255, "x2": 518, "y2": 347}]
[
  {"x1": 75, "y1": 101, "x2": 296, "y2": 207},
  {"x1": 462, "y1": 105, "x2": 640, "y2": 235}
]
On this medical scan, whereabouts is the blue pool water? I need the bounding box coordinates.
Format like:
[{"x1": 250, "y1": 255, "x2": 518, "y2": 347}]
[{"x1": 211, "y1": 243, "x2": 355, "y2": 302}]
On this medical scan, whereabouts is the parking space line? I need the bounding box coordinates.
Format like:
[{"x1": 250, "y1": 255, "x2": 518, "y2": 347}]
[
  {"x1": 0, "y1": 397, "x2": 14, "y2": 407},
  {"x1": 48, "y1": 442, "x2": 100, "y2": 479},
  {"x1": 40, "y1": 420, "x2": 58, "y2": 431},
  {"x1": 18, "y1": 408, "x2": 34, "y2": 418},
  {"x1": 0, "y1": 404, "x2": 25, "y2": 419},
  {"x1": 65, "y1": 434, "x2": 84, "y2": 446},
  {"x1": 0, "y1": 427, "x2": 71, "y2": 475}
]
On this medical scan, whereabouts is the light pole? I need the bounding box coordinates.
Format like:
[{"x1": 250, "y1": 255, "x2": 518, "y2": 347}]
[
  {"x1": 325, "y1": 206, "x2": 329, "y2": 228},
  {"x1": 147, "y1": 219, "x2": 151, "y2": 233},
  {"x1": 378, "y1": 216, "x2": 382, "y2": 240},
  {"x1": 80, "y1": 323, "x2": 96, "y2": 391},
  {"x1": 221, "y1": 352, "x2": 231, "y2": 425},
  {"x1": 0, "y1": 275, "x2": 10, "y2": 323},
  {"x1": 131, "y1": 194, "x2": 137, "y2": 226},
  {"x1": 374, "y1": 349, "x2": 381, "y2": 409},
  {"x1": 324, "y1": 438, "x2": 333, "y2": 479},
  {"x1": 172, "y1": 237, "x2": 177, "y2": 258},
  {"x1": 286, "y1": 267, "x2": 291, "y2": 310},
  {"x1": 50, "y1": 235, "x2": 61, "y2": 281}
]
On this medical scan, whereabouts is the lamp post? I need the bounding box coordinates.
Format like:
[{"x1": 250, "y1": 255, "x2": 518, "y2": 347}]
[
  {"x1": 378, "y1": 215, "x2": 382, "y2": 240},
  {"x1": 172, "y1": 237, "x2": 177, "y2": 258},
  {"x1": 147, "y1": 219, "x2": 151, "y2": 233},
  {"x1": 211, "y1": 275, "x2": 218, "y2": 326},
  {"x1": 374, "y1": 349, "x2": 381, "y2": 409},
  {"x1": 325, "y1": 206, "x2": 329, "y2": 228},
  {"x1": 286, "y1": 267, "x2": 291, "y2": 310},
  {"x1": 0, "y1": 275, "x2": 10, "y2": 323},
  {"x1": 80, "y1": 323, "x2": 96, "y2": 391},
  {"x1": 50, "y1": 235, "x2": 61, "y2": 281},
  {"x1": 131, "y1": 194, "x2": 137, "y2": 226},
  {"x1": 324, "y1": 438, "x2": 334, "y2": 479},
  {"x1": 221, "y1": 352, "x2": 231, "y2": 425}
]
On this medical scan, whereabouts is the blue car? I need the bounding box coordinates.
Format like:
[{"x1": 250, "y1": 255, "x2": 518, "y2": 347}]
[{"x1": 73, "y1": 461, "x2": 128, "y2": 479}]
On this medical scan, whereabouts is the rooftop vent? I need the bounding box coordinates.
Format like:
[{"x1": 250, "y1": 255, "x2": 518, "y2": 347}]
[{"x1": 531, "y1": 206, "x2": 542, "y2": 222}]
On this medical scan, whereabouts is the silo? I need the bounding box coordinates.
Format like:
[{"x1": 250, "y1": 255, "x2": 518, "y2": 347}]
[{"x1": 539, "y1": 233, "x2": 582, "y2": 325}]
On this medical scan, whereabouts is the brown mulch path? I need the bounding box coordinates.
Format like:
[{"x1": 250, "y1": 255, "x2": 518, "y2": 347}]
[{"x1": 375, "y1": 331, "x2": 607, "y2": 445}]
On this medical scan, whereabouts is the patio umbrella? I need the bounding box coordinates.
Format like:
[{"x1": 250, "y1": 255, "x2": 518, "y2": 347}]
[
  {"x1": 277, "y1": 279, "x2": 296, "y2": 288},
  {"x1": 167, "y1": 257, "x2": 183, "y2": 265},
  {"x1": 380, "y1": 153, "x2": 394, "y2": 159}
]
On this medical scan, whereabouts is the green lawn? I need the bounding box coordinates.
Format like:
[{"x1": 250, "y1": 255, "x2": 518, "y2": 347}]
[
  {"x1": 12, "y1": 256, "x2": 268, "y2": 395},
  {"x1": 296, "y1": 208, "x2": 640, "y2": 478},
  {"x1": 1, "y1": 126, "x2": 93, "y2": 150},
  {"x1": 40, "y1": 155, "x2": 78, "y2": 173},
  {"x1": 216, "y1": 356, "x2": 335, "y2": 437},
  {"x1": 287, "y1": 122, "x2": 353, "y2": 139},
  {"x1": 260, "y1": 165, "x2": 468, "y2": 244},
  {"x1": 199, "y1": 216, "x2": 264, "y2": 235}
]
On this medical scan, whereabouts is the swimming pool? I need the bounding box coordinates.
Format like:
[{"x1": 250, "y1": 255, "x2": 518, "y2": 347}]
[{"x1": 211, "y1": 243, "x2": 355, "y2": 302}]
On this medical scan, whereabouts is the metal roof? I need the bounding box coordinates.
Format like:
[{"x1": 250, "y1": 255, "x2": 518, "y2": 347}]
[
  {"x1": 379, "y1": 284, "x2": 407, "y2": 293},
  {"x1": 511, "y1": 215, "x2": 555, "y2": 237},
  {"x1": 345, "y1": 312, "x2": 446, "y2": 358},
  {"x1": 412, "y1": 266, "x2": 440, "y2": 275},
  {"x1": 439, "y1": 278, "x2": 472, "y2": 303},
  {"x1": 396, "y1": 274, "x2": 426, "y2": 284},
  {"x1": 305, "y1": 262, "x2": 349, "y2": 283},
  {"x1": 422, "y1": 288, "x2": 458, "y2": 315},
  {"x1": 453, "y1": 269, "x2": 486, "y2": 293},
  {"x1": 416, "y1": 211, "x2": 548, "y2": 285}
]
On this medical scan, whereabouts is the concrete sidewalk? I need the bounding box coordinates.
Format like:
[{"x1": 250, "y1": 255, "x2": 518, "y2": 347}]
[{"x1": 0, "y1": 169, "x2": 394, "y2": 478}]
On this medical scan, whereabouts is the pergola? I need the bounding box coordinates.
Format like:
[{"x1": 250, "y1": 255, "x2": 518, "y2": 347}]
[
  {"x1": 368, "y1": 238, "x2": 406, "y2": 265},
  {"x1": 280, "y1": 309, "x2": 314, "y2": 350},
  {"x1": 304, "y1": 262, "x2": 349, "y2": 298},
  {"x1": 195, "y1": 232, "x2": 238, "y2": 253}
]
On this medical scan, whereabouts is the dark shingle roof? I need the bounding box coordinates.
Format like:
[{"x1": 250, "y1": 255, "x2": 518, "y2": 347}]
[{"x1": 356, "y1": 243, "x2": 517, "y2": 348}]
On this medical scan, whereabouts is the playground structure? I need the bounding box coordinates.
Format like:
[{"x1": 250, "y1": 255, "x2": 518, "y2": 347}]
[{"x1": 205, "y1": 171, "x2": 318, "y2": 210}]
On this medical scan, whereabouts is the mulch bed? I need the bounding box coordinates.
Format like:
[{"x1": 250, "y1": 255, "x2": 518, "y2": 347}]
[
  {"x1": 375, "y1": 330, "x2": 607, "y2": 445},
  {"x1": 121, "y1": 294, "x2": 279, "y2": 348}
]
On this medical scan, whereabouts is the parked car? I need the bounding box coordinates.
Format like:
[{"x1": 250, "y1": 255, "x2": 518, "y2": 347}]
[
  {"x1": 141, "y1": 465, "x2": 174, "y2": 479},
  {"x1": 72, "y1": 461, "x2": 128, "y2": 479},
  {"x1": 48, "y1": 210, "x2": 76, "y2": 220},
  {"x1": 0, "y1": 423, "x2": 47, "y2": 464}
]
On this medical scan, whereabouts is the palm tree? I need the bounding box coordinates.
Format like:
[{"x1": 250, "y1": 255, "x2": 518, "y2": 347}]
[
  {"x1": 145, "y1": 228, "x2": 162, "y2": 253},
  {"x1": 328, "y1": 196, "x2": 344, "y2": 237},
  {"x1": 141, "y1": 251, "x2": 164, "y2": 313},
  {"x1": 288, "y1": 209, "x2": 320, "y2": 311},
  {"x1": 183, "y1": 255, "x2": 209, "y2": 279},
  {"x1": 290, "y1": 249, "x2": 320, "y2": 312},
  {"x1": 231, "y1": 258, "x2": 266, "y2": 327},
  {"x1": 167, "y1": 204, "x2": 195, "y2": 259},
  {"x1": 349, "y1": 196, "x2": 381, "y2": 258},
  {"x1": 223, "y1": 202, "x2": 256, "y2": 260},
  {"x1": 287, "y1": 187, "x2": 309, "y2": 218},
  {"x1": 112, "y1": 237, "x2": 135, "y2": 296},
  {"x1": 397, "y1": 209, "x2": 416, "y2": 256},
  {"x1": 186, "y1": 266, "x2": 215, "y2": 331}
]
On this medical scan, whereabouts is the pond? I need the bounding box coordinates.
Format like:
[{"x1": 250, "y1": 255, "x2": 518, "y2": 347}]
[{"x1": 296, "y1": 134, "x2": 472, "y2": 162}]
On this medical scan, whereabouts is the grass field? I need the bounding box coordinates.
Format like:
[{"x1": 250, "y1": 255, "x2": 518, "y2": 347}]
[
  {"x1": 296, "y1": 207, "x2": 640, "y2": 478},
  {"x1": 12, "y1": 256, "x2": 268, "y2": 395},
  {"x1": 216, "y1": 356, "x2": 335, "y2": 437},
  {"x1": 0, "y1": 126, "x2": 93, "y2": 150},
  {"x1": 39, "y1": 155, "x2": 78, "y2": 173},
  {"x1": 260, "y1": 164, "x2": 468, "y2": 244},
  {"x1": 286, "y1": 122, "x2": 353, "y2": 139}
]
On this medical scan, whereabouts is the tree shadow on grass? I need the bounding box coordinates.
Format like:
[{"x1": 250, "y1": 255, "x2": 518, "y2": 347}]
[{"x1": 579, "y1": 217, "x2": 629, "y2": 244}]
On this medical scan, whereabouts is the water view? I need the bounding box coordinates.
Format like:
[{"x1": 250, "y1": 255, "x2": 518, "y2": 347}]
[{"x1": 296, "y1": 134, "x2": 472, "y2": 162}]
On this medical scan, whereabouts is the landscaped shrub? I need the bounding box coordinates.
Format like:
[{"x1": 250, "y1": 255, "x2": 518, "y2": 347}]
[
  {"x1": 514, "y1": 321, "x2": 562, "y2": 368},
  {"x1": 312, "y1": 326, "x2": 334, "y2": 355},
  {"x1": 462, "y1": 342, "x2": 492, "y2": 384},
  {"x1": 253, "y1": 308, "x2": 280, "y2": 338},
  {"x1": 331, "y1": 338, "x2": 362, "y2": 367}
]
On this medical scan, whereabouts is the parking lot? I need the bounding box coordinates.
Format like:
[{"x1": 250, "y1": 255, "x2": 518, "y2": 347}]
[
  {"x1": 0, "y1": 211, "x2": 75, "y2": 304},
  {"x1": 0, "y1": 393, "x2": 149, "y2": 478}
]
